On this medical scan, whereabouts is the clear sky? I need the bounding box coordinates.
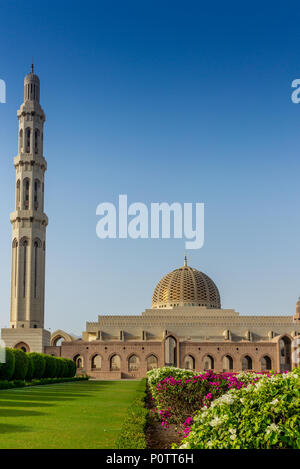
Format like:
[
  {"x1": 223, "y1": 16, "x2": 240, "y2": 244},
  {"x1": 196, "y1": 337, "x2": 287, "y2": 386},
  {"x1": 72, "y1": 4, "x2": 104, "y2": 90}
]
[{"x1": 0, "y1": 1, "x2": 300, "y2": 335}]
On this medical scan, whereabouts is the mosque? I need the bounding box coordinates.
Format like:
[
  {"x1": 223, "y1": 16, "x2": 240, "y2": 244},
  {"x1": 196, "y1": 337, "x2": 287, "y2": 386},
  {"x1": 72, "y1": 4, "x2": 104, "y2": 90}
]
[{"x1": 1, "y1": 68, "x2": 300, "y2": 379}]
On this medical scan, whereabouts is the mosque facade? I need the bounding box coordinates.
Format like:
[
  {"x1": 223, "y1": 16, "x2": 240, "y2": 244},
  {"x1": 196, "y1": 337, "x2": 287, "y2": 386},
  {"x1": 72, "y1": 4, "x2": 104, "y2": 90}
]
[{"x1": 1, "y1": 69, "x2": 300, "y2": 379}]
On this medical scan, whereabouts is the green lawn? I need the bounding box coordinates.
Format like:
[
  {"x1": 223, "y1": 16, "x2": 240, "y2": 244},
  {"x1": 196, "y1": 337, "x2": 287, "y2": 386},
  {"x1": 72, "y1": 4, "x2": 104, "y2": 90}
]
[{"x1": 0, "y1": 380, "x2": 142, "y2": 449}]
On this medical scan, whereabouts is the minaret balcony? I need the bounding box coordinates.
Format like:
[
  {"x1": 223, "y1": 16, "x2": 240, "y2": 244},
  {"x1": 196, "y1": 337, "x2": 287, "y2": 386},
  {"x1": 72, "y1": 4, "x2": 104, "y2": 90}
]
[
  {"x1": 10, "y1": 210, "x2": 48, "y2": 226},
  {"x1": 14, "y1": 154, "x2": 47, "y2": 169}
]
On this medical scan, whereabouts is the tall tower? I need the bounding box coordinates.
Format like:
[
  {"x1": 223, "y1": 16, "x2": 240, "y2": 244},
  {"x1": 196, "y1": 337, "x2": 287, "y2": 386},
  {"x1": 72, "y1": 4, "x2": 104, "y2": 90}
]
[{"x1": 1, "y1": 66, "x2": 50, "y2": 352}]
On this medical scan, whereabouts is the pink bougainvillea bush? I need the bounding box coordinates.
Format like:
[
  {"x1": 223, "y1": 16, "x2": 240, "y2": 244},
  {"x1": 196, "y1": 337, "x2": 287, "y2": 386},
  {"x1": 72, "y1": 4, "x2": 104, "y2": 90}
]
[
  {"x1": 175, "y1": 368, "x2": 300, "y2": 449},
  {"x1": 147, "y1": 367, "x2": 286, "y2": 433}
]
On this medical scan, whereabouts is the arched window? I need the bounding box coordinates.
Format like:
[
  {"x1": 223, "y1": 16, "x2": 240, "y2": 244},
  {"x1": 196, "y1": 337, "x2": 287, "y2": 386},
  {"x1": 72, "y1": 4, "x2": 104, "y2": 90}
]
[
  {"x1": 165, "y1": 336, "x2": 177, "y2": 366},
  {"x1": 110, "y1": 354, "x2": 121, "y2": 371},
  {"x1": 34, "y1": 179, "x2": 40, "y2": 210},
  {"x1": 128, "y1": 355, "x2": 140, "y2": 371},
  {"x1": 12, "y1": 239, "x2": 18, "y2": 295},
  {"x1": 33, "y1": 239, "x2": 41, "y2": 298},
  {"x1": 19, "y1": 129, "x2": 23, "y2": 152},
  {"x1": 54, "y1": 337, "x2": 64, "y2": 346},
  {"x1": 20, "y1": 238, "x2": 28, "y2": 297},
  {"x1": 279, "y1": 337, "x2": 292, "y2": 372},
  {"x1": 222, "y1": 355, "x2": 233, "y2": 371},
  {"x1": 34, "y1": 129, "x2": 40, "y2": 154},
  {"x1": 203, "y1": 355, "x2": 214, "y2": 370},
  {"x1": 16, "y1": 180, "x2": 20, "y2": 209},
  {"x1": 146, "y1": 355, "x2": 158, "y2": 371},
  {"x1": 261, "y1": 355, "x2": 272, "y2": 371},
  {"x1": 73, "y1": 354, "x2": 84, "y2": 369},
  {"x1": 23, "y1": 178, "x2": 30, "y2": 209},
  {"x1": 25, "y1": 128, "x2": 31, "y2": 153},
  {"x1": 91, "y1": 355, "x2": 102, "y2": 369},
  {"x1": 242, "y1": 355, "x2": 252, "y2": 370},
  {"x1": 184, "y1": 354, "x2": 195, "y2": 370}
]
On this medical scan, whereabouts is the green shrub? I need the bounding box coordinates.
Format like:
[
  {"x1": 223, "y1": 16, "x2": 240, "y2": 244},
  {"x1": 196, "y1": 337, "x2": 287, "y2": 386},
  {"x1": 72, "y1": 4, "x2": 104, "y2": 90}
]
[
  {"x1": 176, "y1": 369, "x2": 300, "y2": 449},
  {"x1": 115, "y1": 379, "x2": 148, "y2": 449},
  {"x1": 54, "y1": 357, "x2": 62, "y2": 377},
  {"x1": 0, "y1": 348, "x2": 15, "y2": 380},
  {"x1": 11, "y1": 348, "x2": 29, "y2": 380},
  {"x1": 43, "y1": 354, "x2": 57, "y2": 378},
  {"x1": 25, "y1": 355, "x2": 34, "y2": 381},
  {"x1": 57, "y1": 358, "x2": 68, "y2": 377},
  {"x1": 66, "y1": 359, "x2": 76, "y2": 377},
  {"x1": 28, "y1": 353, "x2": 46, "y2": 379}
]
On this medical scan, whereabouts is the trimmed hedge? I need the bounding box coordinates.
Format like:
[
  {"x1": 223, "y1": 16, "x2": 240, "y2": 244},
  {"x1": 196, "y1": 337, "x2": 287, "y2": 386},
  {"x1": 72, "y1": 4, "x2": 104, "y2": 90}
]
[
  {"x1": 115, "y1": 379, "x2": 148, "y2": 449},
  {"x1": 0, "y1": 375, "x2": 89, "y2": 390},
  {"x1": 26, "y1": 355, "x2": 34, "y2": 381},
  {"x1": 43, "y1": 354, "x2": 57, "y2": 378},
  {"x1": 0, "y1": 348, "x2": 15, "y2": 380},
  {"x1": 0, "y1": 348, "x2": 76, "y2": 382},
  {"x1": 12, "y1": 348, "x2": 29, "y2": 380},
  {"x1": 28, "y1": 352, "x2": 46, "y2": 379}
]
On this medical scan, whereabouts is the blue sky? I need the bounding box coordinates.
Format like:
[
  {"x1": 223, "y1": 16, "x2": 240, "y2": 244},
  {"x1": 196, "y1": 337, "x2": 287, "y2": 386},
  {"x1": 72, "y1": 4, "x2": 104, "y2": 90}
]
[{"x1": 0, "y1": 1, "x2": 300, "y2": 335}]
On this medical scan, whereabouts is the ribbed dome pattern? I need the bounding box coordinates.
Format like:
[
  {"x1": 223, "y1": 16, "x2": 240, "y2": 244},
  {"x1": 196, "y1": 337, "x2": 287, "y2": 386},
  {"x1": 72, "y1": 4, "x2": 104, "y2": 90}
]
[{"x1": 152, "y1": 264, "x2": 221, "y2": 309}]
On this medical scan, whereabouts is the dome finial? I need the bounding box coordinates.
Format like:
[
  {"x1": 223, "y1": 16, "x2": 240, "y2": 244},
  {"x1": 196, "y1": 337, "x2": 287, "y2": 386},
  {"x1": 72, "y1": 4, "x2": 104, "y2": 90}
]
[
  {"x1": 184, "y1": 254, "x2": 187, "y2": 267},
  {"x1": 31, "y1": 62, "x2": 34, "y2": 74}
]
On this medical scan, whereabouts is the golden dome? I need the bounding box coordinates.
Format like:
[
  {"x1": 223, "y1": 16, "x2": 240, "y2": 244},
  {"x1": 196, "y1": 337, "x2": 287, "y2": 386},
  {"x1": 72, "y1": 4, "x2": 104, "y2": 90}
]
[{"x1": 152, "y1": 257, "x2": 221, "y2": 309}]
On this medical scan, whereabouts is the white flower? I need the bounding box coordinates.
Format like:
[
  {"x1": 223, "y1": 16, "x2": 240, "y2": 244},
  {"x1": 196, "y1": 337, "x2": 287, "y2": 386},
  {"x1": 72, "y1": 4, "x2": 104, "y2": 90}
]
[
  {"x1": 265, "y1": 423, "x2": 280, "y2": 435},
  {"x1": 270, "y1": 398, "x2": 279, "y2": 405},
  {"x1": 209, "y1": 416, "x2": 224, "y2": 427}
]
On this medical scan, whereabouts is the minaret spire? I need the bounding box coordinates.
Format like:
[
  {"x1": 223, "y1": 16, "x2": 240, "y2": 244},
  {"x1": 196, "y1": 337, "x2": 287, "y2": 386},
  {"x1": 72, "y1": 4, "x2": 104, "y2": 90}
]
[{"x1": 1, "y1": 68, "x2": 50, "y2": 352}]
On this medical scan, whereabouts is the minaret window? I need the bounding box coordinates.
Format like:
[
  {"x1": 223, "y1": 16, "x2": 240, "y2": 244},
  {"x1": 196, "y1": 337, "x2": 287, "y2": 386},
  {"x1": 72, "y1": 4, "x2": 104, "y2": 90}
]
[
  {"x1": 16, "y1": 180, "x2": 20, "y2": 209},
  {"x1": 25, "y1": 128, "x2": 31, "y2": 153},
  {"x1": 12, "y1": 239, "x2": 18, "y2": 296},
  {"x1": 22, "y1": 239, "x2": 28, "y2": 297},
  {"x1": 34, "y1": 240, "x2": 41, "y2": 298},
  {"x1": 34, "y1": 129, "x2": 40, "y2": 154},
  {"x1": 19, "y1": 129, "x2": 23, "y2": 152},
  {"x1": 34, "y1": 179, "x2": 40, "y2": 210},
  {"x1": 23, "y1": 179, "x2": 30, "y2": 209}
]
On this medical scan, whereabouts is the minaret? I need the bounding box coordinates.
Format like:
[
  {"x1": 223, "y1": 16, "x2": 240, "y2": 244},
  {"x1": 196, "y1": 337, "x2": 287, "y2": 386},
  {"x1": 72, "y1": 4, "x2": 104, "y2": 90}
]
[
  {"x1": 294, "y1": 298, "x2": 300, "y2": 322},
  {"x1": 1, "y1": 66, "x2": 50, "y2": 352}
]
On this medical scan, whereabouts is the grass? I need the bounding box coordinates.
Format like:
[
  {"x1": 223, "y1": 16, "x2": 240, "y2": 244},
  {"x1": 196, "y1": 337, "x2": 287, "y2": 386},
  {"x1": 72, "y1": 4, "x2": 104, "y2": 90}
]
[{"x1": 0, "y1": 380, "x2": 142, "y2": 449}]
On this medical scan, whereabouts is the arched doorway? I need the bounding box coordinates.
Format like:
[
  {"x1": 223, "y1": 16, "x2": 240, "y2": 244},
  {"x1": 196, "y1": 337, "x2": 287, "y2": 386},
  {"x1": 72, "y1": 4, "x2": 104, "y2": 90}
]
[
  {"x1": 110, "y1": 354, "x2": 121, "y2": 371},
  {"x1": 165, "y1": 336, "x2": 177, "y2": 367},
  {"x1": 279, "y1": 336, "x2": 292, "y2": 371},
  {"x1": 222, "y1": 355, "x2": 233, "y2": 371},
  {"x1": 73, "y1": 354, "x2": 84, "y2": 369},
  {"x1": 184, "y1": 354, "x2": 195, "y2": 370},
  {"x1": 14, "y1": 342, "x2": 30, "y2": 353},
  {"x1": 203, "y1": 355, "x2": 214, "y2": 370},
  {"x1": 146, "y1": 355, "x2": 158, "y2": 371},
  {"x1": 91, "y1": 355, "x2": 102, "y2": 369},
  {"x1": 242, "y1": 355, "x2": 252, "y2": 370},
  {"x1": 261, "y1": 355, "x2": 272, "y2": 371},
  {"x1": 128, "y1": 355, "x2": 140, "y2": 372}
]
